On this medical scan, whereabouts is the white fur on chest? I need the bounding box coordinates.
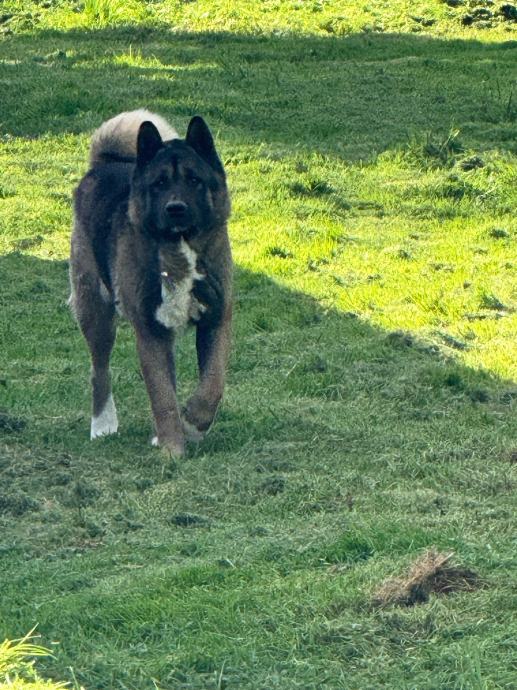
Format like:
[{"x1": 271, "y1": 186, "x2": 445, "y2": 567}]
[{"x1": 155, "y1": 238, "x2": 205, "y2": 331}]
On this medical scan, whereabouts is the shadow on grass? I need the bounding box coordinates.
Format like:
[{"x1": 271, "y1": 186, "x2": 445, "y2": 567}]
[
  {"x1": 0, "y1": 27, "x2": 516, "y2": 158},
  {"x1": 1, "y1": 249, "x2": 515, "y2": 462}
]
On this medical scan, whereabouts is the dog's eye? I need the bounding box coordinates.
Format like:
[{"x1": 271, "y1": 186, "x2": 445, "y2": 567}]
[
  {"x1": 186, "y1": 174, "x2": 202, "y2": 187},
  {"x1": 153, "y1": 175, "x2": 168, "y2": 190}
]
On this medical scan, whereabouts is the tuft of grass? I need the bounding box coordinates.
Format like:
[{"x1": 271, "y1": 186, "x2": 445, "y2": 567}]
[
  {"x1": 408, "y1": 128, "x2": 464, "y2": 169},
  {"x1": 82, "y1": 0, "x2": 150, "y2": 27},
  {"x1": 0, "y1": 631, "x2": 72, "y2": 689},
  {"x1": 372, "y1": 549, "x2": 481, "y2": 608}
]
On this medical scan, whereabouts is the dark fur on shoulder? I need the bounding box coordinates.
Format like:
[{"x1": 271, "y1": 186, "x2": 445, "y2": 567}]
[{"x1": 70, "y1": 109, "x2": 232, "y2": 456}]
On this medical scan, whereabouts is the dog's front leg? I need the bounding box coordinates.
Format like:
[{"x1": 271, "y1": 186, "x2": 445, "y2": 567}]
[
  {"x1": 183, "y1": 307, "x2": 232, "y2": 441},
  {"x1": 135, "y1": 329, "x2": 185, "y2": 457}
]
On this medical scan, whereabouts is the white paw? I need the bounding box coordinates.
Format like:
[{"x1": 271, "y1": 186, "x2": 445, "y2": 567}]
[
  {"x1": 151, "y1": 436, "x2": 159, "y2": 446},
  {"x1": 90, "y1": 395, "x2": 119, "y2": 439}
]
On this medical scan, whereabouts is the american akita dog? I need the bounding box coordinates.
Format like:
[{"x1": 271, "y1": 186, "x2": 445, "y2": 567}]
[{"x1": 69, "y1": 110, "x2": 232, "y2": 457}]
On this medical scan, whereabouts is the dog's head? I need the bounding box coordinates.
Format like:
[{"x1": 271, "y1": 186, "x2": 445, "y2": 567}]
[{"x1": 130, "y1": 116, "x2": 229, "y2": 241}]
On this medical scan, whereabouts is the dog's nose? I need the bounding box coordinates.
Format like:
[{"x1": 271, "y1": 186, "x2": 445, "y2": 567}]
[{"x1": 165, "y1": 201, "x2": 188, "y2": 217}]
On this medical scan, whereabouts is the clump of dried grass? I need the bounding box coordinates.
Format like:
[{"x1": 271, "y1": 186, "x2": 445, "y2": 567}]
[{"x1": 373, "y1": 549, "x2": 481, "y2": 608}]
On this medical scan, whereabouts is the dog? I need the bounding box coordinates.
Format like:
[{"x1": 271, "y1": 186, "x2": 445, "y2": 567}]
[{"x1": 69, "y1": 110, "x2": 232, "y2": 457}]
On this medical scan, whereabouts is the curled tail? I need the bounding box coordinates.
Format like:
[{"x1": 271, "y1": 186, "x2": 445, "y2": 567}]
[{"x1": 89, "y1": 109, "x2": 178, "y2": 166}]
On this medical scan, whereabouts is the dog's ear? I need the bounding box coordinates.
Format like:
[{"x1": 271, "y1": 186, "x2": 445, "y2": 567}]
[
  {"x1": 137, "y1": 121, "x2": 163, "y2": 167},
  {"x1": 186, "y1": 116, "x2": 225, "y2": 176}
]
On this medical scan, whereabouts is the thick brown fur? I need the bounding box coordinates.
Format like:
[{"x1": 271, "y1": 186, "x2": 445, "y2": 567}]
[{"x1": 69, "y1": 110, "x2": 232, "y2": 456}]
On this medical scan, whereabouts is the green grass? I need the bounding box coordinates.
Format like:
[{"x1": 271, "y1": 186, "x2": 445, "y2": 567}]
[
  {"x1": 0, "y1": 632, "x2": 70, "y2": 689},
  {"x1": 0, "y1": 2, "x2": 516, "y2": 689}
]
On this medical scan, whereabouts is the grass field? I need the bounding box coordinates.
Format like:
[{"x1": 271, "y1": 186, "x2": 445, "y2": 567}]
[{"x1": 0, "y1": 1, "x2": 516, "y2": 688}]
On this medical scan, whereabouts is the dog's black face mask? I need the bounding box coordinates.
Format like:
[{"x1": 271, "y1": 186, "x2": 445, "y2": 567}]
[{"x1": 131, "y1": 117, "x2": 228, "y2": 242}]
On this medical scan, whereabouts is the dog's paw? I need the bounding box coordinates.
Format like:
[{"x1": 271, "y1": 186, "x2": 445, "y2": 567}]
[
  {"x1": 182, "y1": 396, "x2": 219, "y2": 442},
  {"x1": 151, "y1": 435, "x2": 185, "y2": 458},
  {"x1": 90, "y1": 395, "x2": 118, "y2": 439},
  {"x1": 182, "y1": 418, "x2": 206, "y2": 442},
  {"x1": 160, "y1": 442, "x2": 185, "y2": 459}
]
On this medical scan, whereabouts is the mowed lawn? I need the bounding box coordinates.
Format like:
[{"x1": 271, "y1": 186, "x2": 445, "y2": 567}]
[{"x1": 0, "y1": 2, "x2": 516, "y2": 688}]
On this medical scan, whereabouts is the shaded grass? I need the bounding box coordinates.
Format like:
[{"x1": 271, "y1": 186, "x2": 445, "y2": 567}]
[
  {"x1": 0, "y1": 25, "x2": 516, "y2": 156},
  {"x1": 0, "y1": 3, "x2": 516, "y2": 689},
  {"x1": 1, "y1": 256, "x2": 516, "y2": 688}
]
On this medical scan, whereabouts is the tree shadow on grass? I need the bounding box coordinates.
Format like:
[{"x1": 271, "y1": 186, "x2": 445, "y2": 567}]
[
  {"x1": 1, "y1": 249, "x2": 515, "y2": 479},
  {"x1": 0, "y1": 27, "x2": 516, "y2": 158}
]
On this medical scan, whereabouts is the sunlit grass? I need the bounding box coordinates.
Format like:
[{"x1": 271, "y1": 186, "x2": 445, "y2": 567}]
[
  {"x1": 4, "y1": 0, "x2": 515, "y2": 42},
  {"x1": 0, "y1": 632, "x2": 70, "y2": 689}
]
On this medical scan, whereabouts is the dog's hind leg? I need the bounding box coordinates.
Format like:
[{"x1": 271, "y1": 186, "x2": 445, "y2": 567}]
[{"x1": 71, "y1": 274, "x2": 118, "y2": 439}]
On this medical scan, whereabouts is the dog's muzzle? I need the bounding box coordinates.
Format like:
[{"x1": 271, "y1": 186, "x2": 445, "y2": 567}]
[
  {"x1": 163, "y1": 201, "x2": 192, "y2": 236},
  {"x1": 166, "y1": 201, "x2": 189, "y2": 221}
]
